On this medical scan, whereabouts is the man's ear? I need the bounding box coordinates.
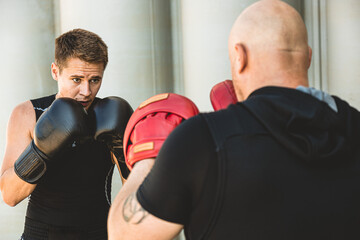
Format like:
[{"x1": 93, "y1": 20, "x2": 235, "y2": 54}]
[
  {"x1": 234, "y1": 43, "x2": 247, "y2": 73},
  {"x1": 308, "y1": 46, "x2": 312, "y2": 69},
  {"x1": 51, "y1": 62, "x2": 59, "y2": 81}
]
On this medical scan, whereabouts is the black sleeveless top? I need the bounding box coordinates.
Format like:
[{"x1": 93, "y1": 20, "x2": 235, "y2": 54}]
[{"x1": 23, "y1": 94, "x2": 113, "y2": 239}]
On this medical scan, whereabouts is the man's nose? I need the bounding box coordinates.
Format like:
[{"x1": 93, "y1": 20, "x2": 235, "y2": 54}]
[{"x1": 80, "y1": 81, "x2": 91, "y2": 96}]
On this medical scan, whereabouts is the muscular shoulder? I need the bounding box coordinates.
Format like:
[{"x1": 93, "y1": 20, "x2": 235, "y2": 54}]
[
  {"x1": 8, "y1": 101, "x2": 36, "y2": 139},
  {"x1": 11, "y1": 101, "x2": 35, "y2": 116}
]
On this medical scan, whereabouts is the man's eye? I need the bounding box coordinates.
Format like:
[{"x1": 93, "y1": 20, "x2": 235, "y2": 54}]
[
  {"x1": 73, "y1": 78, "x2": 81, "y2": 83},
  {"x1": 91, "y1": 79, "x2": 100, "y2": 83}
]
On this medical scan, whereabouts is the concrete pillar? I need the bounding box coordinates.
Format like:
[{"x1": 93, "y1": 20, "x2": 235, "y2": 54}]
[
  {"x1": 179, "y1": 0, "x2": 304, "y2": 111},
  {"x1": 0, "y1": 0, "x2": 56, "y2": 238},
  {"x1": 0, "y1": 0, "x2": 56, "y2": 145},
  {"x1": 326, "y1": 0, "x2": 360, "y2": 108},
  {"x1": 57, "y1": 0, "x2": 173, "y2": 109},
  {"x1": 303, "y1": 0, "x2": 329, "y2": 91}
]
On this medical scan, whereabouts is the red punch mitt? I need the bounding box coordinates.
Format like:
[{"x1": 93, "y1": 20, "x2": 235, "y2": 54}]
[
  {"x1": 210, "y1": 80, "x2": 238, "y2": 111},
  {"x1": 123, "y1": 93, "x2": 199, "y2": 170}
]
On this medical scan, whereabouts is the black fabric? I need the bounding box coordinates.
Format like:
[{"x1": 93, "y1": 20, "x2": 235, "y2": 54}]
[
  {"x1": 30, "y1": 94, "x2": 56, "y2": 121},
  {"x1": 23, "y1": 95, "x2": 113, "y2": 239},
  {"x1": 22, "y1": 217, "x2": 107, "y2": 240},
  {"x1": 243, "y1": 87, "x2": 357, "y2": 162},
  {"x1": 137, "y1": 115, "x2": 218, "y2": 238},
  {"x1": 137, "y1": 86, "x2": 360, "y2": 240}
]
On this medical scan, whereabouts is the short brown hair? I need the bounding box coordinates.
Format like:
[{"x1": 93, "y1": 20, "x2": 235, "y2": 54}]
[{"x1": 55, "y1": 28, "x2": 108, "y2": 72}]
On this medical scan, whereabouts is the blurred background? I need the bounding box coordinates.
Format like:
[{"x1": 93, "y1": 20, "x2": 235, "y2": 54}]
[{"x1": 0, "y1": 0, "x2": 359, "y2": 239}]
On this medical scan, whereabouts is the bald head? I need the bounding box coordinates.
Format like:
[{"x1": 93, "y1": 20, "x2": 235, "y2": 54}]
[
  {"x1": 229, "y1": 0, "x2": 311, "y2": 100},
  {"x1": 230, "y1": 0, "x2": 308, "y2": 52}
]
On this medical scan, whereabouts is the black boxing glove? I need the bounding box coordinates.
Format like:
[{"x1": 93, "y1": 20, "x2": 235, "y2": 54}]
[
  {"x1": 93, "y1": 96, "x2": 133, "y2": 179},
  {"x1": 14, "y1": 98, "x2": 90, "y2": 184}
]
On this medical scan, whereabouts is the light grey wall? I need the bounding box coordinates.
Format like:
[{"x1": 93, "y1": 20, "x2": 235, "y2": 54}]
[
  {"x1": 180, "y1": 0, "x2": 257, "y2": 111},
  {"x1": 326, "y1": 0, "x2": 360, "y2": 108}
]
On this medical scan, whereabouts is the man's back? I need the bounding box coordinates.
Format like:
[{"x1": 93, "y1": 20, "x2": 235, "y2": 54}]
[
  {"x1": 200, "y1": 86, "x2": 360, "y2": 239},
  {"x1": 137, "y1": 86, "x2": 360, "y2": 239}
]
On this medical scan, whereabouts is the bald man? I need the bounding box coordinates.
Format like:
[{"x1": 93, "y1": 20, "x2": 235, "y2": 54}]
[{"x1": 108, "y1": 0, "x2": 360, "y2": 239}]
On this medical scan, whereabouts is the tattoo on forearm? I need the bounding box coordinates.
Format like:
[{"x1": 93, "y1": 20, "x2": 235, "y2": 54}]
[{"x1": 122, "y1": 193, "x2": 149, "y2": 224}]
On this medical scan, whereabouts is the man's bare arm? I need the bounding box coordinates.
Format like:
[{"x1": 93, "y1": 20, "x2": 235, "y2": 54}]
[
  {"x1": 0, "y1": 101, "x2": 37, "y2": 206},
  {"x1": 108, "y1": 159, "x2": 183, "y2": 240}
]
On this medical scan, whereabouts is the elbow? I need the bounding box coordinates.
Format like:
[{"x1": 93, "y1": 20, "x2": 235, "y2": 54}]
[
  {"x1": 1, "y1": 191, "x2": 20, "y2": 207},
  {"x1": 5, "y1": 200, "x2": 18, "y2": 207},
  {"x1": 0, "y1": 181, "x2": 20, "y2": 207}
]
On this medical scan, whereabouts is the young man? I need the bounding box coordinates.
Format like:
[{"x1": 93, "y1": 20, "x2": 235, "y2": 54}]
[
  {"x1": 0, "y1": 29, "x2": 132, "y2": 239},
  {"x1": 108, "y1": 0, "x2": 360, "y2": 239}
]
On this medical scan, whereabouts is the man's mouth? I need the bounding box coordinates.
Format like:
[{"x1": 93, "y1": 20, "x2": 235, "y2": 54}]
[{"x1": 78, "y1": 100, "x2": 91, "y2": 108}]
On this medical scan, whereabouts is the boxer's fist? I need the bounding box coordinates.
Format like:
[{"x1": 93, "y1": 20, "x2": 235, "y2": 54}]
[
  {"x1": 14, "y1": 98, "x2": 89, "y2": 184},
  {"x1": 123, "y1": 93, "x2": 199, "y2": 170},
  {"x1": 210, "y1": 80, "x2": 237, "y2": 111},
  {"x1": 93, "y1": 96, "x2": 133, "y2": 178}
]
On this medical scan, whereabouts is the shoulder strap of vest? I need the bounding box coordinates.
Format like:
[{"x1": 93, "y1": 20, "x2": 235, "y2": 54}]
[
  {"x1": 30, "y1": 94, "x2": 56, "y2": 121},
  {"x1": 199, "y1": 104, "x2": 248, "y2": 239}
]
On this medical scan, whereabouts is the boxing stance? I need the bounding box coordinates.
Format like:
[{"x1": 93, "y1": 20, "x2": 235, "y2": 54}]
[
  {"x1": 0, "y1": 29, "x2": 132, "y2": 240},
  {"x1": 108, "y1": 1, "x2": 360, "y2": 239}
]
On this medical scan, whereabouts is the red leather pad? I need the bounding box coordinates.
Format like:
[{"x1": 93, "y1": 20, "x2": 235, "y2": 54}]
[
  {"x1": 210, "y1": 80, "x2": 238, "y2": 111},
  {"x1": 123, "y1": 93, "x2": 199, "y2": 169}
]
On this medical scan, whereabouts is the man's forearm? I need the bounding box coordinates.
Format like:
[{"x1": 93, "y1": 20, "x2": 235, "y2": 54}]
[
  {"x1": 0, "y1": 167, "x2": 36, "y2": 207},
  {"x1": 108, "y1": 159, "x2": 155, "y2": 240}
]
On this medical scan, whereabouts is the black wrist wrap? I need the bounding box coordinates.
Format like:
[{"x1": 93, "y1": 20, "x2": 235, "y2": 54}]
[{"x1": 14, "y1": 141, "x2": 48, "y2": 184}]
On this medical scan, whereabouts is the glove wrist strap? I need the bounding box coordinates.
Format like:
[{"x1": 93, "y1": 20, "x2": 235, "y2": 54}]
[{"x1": 14, "y1": 141, "x2": 47, "y2": 184}]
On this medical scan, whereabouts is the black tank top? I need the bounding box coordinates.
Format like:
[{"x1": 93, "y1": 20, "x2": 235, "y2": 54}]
[{"x1": 23, "y1": 94, "x2": 113, "y2": 239}]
